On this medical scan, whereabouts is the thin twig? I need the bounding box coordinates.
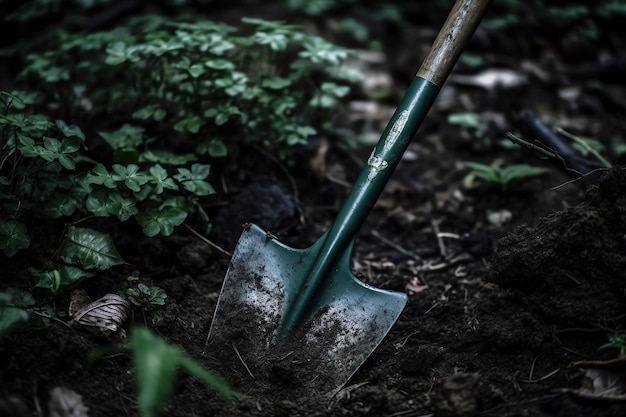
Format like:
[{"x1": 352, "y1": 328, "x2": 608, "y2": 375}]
[
  {"x1": 232, "y1": 341, "x2": 255, "y2": 379},
  {"x1": 506, "y1": 132, "x2": 560, "y2": 160},
  {"x1": 29, "y1": 310, "x2": 73, "y2": 329},
  {"x1": 549, "y1": 167, "x2": 611, "y2": 190},
  {"x1": 430, "y1": 218, "x2": 446, "y2": 258},
  {"x1": 370, "y1": 229, "x2": 422, "y2": 261},
  {"x1": 506, "y1": 132, "x2": 583, "y2": 177},
  {"x1": 529, "y1": 353, "x2": 542, "y2": 380},
  {"x1": 517, "y1": 367, "x2": 561, "y2": 384},
  {"x1": 185, "y1": 224, "x2": 232, "y2": 257},
  {"x1": 556, "y1": 127, "x2": 612, "y2": 168},
  {"x1": 387, "y1": 410, "x2": 432, "y2": 417}
]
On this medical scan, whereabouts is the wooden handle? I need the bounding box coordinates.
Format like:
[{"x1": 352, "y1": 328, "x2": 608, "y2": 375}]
[{"x1": 417, "y1": 0, "x2": 493, "y2": 86}]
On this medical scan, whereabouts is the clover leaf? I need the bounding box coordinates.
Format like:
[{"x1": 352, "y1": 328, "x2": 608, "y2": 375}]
[
  {"x1": 0, "y1": 220, "x2": 30, "y2": 256},
  {"x1": 173, "y1": 164, "x2": 215, "y2": 196}
]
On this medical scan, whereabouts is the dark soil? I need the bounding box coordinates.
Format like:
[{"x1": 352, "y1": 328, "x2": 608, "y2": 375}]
[{"x1": 3, "y1": 2, "x2": 626, "y2": 417}]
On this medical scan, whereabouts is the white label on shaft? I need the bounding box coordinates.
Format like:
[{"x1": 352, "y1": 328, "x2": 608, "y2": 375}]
[{"x1": 367, "y1": 110, "x2": 409, "y2": 180}]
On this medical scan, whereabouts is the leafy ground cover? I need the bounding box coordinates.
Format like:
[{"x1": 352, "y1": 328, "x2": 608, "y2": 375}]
[{"x1": 1, "y1": 1, "x2": 626, "y2": 416}]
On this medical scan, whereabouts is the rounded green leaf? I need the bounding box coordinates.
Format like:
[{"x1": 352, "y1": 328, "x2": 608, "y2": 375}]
[{"x1": 0, "y1": 220, "x2": 30, "y2": 256}]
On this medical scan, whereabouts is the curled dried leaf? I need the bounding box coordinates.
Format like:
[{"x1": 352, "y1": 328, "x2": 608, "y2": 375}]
[
  {"x1": 68, "y1": 289, "x2": 92, "y2": 317},
  {"x1": 570, "y1": 356, "x2": 626, "y2": 400},
  {"x1": 69, "y1": 294, "x2": 131, "y2": 341}
]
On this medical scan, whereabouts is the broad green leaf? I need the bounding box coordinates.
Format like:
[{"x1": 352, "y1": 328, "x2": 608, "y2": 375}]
[
  {"x1": 131, "y1": 327, "x2": 178, "y2": 417},
  {"x1": 0, "y1": 220, "x2": 30, "y2": 256},
  {"x1": 60, "y1": 226, "x2": 126, "y2": 270},
  {"x1": 130, "y1": 327, "x2": 235, "y2": 417}
]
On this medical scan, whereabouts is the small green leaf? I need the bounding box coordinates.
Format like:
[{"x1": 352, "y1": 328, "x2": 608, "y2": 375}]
[
  {"x1": 207, "y1": 140, "x2": 228, "y2": 157},
  {"x1": 136, "y1": 207, "x2": 187, "y2": 237},
  {"x1": 173, "y1": 164, "x2": 215, "y2": 196},
  {"x1": 140, "y1": 151, "x2": 197, "y2": 165},
  {"x1": 448, "y1": 112, "x2": 480, "y2": 129},
  {"x1": 32, "y1": 266, "x2": 95, "y2": 295},
  {"x1": 0, "y1": 220, "x2": 30, "y2": 256},
  {"x1": 188, "y1": 63, "x2": 205, "y2": 78},
  {"x1": 86, "y1": 164, "x2": 117, "y2": 188},
  {"x1": 55, "y1": 120, "x2": 85, "y2": 142},
  {"x1": 44, "y1": 192, "x2": 78, "y2": 218},
  {"x1": 261, "y1": 76, "x2": 292, "y2": 89},
  {"x1": 106, "y1": 42, "x2": 129, "y2": 65},
  {"x1": 108, "y1": 192, "x2": 139, "y2": 221},
  {"x1": 60, "y1": 226, "x2": 126, "y2": 270},
  {"x1": 0, "y1": 297, "x2": 30, "y2": 336},
  {"x1": 500, "y1": 165, "x2": 548, "y2": 184},
  {"x1": 112, "y1": 164, "x2": 150, "y2": 192},
  {"x1": 148, "y1": 165, "x2": 178, "y2": 194}
]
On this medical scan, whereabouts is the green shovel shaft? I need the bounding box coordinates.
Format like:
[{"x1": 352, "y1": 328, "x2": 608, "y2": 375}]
[
  {"x1": 281, "y1": 77, "x2": 438, "y2": 332},
  {"x1": 280, "y1": 0, "x2": 493, "y2": 333}
]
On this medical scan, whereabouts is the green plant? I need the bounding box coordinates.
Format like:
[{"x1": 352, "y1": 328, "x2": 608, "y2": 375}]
[
  {"x1": 121, "y1": 274, "x2": 168, "y2": 323},
  {"x1": 0, "y1": 292, "x2": 31, "y2": 336},
  {"x1": 464, "y1": 161, "x2": 549, "y2": 190},
  {"x1": 31, "y1": 265, "x2": 95, "y2": 296},
  {"x1": 18, "y1": 16, "x2": 358, "y2": 160},
  {"x1": 599, "y1": 333, "x2": 626, "y2": 355},
  {"x1": 129, "y1": 326, "x2": 235, "y2": 417},
  {"x1": 0, "y1": 91, "x2": 218, "y2": 260}
]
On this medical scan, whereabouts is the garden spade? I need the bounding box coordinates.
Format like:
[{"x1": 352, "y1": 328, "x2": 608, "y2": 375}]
[{"x1": 205, "y1": 0, "x2": 492, "y2": 400}]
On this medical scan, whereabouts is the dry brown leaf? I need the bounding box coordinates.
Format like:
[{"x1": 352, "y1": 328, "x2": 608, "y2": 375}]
[
  {"x1": 48, "y1": 386, "x2": 89, "y2": 417},
  {"x1": 69, "y1": 294, "x2": 131, "y2": 341},
  {"x1": 569, "y1": 356, "x2": 626, "y2": 400},
  {"x1": 68, "y1": 289, "x2": 91, "y2": 317}
]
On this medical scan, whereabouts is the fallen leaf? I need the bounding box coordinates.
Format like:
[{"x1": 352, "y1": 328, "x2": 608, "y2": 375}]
[
  {"x1": 570, "y1": 356, "x2": 626, "y2": 400},
  {"x1": 68, "y1": 290, "x2": 92, "y2": 317},
  {"x1": 48, "y1": 386, "x2": 89, "y2": 417},
  {"x1": 69, "y1": 294, "x2": 131, "y2": 341}
]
